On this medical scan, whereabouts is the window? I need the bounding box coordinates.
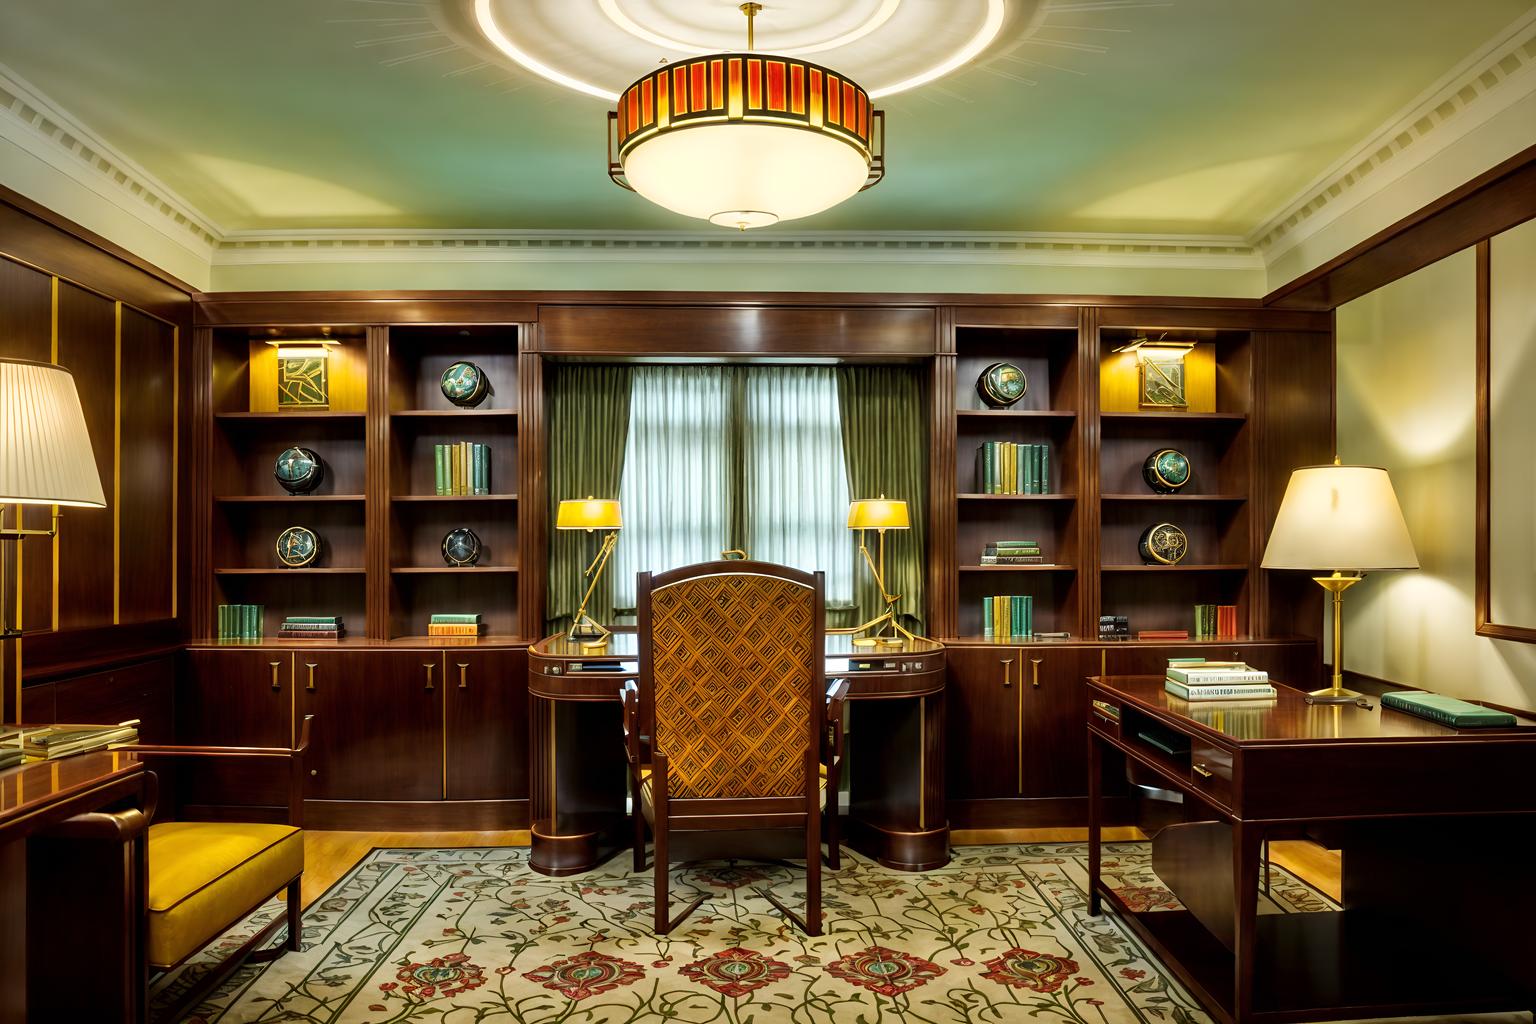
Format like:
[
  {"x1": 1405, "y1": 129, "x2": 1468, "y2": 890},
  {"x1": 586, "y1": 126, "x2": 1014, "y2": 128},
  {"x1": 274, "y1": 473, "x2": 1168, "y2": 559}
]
[{"x1": 614, "y1": 365, "x2": 852, "y2": 608}]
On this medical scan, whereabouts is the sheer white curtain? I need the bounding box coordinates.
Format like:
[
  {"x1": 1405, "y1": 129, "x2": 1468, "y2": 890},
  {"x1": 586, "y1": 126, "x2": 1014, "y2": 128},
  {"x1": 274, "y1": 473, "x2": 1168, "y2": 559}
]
[
  {"x1": 613, "y1": 365, "x2": 852, "y2": 609},
  {"x1": 742, "y1": 367, "x2": 852, "y2": 605},
  {"x1": 614, "y1": 367, "x2": 730, "y2": 608}
]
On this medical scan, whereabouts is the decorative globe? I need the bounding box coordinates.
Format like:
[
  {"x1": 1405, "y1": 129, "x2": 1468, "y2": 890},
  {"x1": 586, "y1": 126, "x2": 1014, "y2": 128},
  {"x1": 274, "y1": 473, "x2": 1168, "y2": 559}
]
[
  {"x1": 273, "y1": 446, "x2": 324, "y2": 494},
  {"x1": 441, "y1": 527, "x2": 483, "y2": 567},
  {"x1": 440, "y1": 361, "x2": 490, "y2": 408},
  {"x1": 275, "y1": 526, "x2": 320, "y2": 568},
  {"x1": 1138, "y1": 522, "x2": 1189, "y2": 566},
  {"x1": 976, "y1": 362, "x2": 1028, "y2": 408},
  {"x1": 1142, "y1": 449, "x2": 1192, "y2": 493}
]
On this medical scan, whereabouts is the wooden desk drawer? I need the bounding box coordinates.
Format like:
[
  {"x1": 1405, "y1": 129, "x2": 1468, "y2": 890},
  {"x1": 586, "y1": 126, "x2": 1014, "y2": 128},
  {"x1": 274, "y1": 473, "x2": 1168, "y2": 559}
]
[{"x1": 1189, "y1": 742, "x2": 1233, "y2": 807}]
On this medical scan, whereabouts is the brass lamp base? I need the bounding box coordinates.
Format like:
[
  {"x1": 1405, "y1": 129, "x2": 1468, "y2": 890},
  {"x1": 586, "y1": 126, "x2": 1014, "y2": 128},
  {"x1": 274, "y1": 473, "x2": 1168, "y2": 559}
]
[
  {"x1": 1312, "y1": 571, "x2": 1364, "y2": 706},
  {"x1": 1307, "y1": 685, "x2": 1363, "y2": 704}
]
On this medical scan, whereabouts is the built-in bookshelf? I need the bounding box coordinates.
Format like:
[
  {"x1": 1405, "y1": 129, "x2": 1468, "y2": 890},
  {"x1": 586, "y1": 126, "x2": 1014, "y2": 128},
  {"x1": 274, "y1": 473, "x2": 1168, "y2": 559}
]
[
  {"x1": 196, "y1": 323, "x2": 526, "y2": 643},
  {"x1": 938, "y1": 311, "x2": 1328, "y2": 644}
]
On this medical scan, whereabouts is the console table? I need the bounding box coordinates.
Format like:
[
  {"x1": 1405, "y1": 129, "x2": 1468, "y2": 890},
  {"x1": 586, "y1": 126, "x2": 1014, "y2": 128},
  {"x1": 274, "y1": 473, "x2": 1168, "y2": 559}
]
[
  {"x1": 1086, "y1": 675, "x2": 1536, "y2": 1024},
  {"x1": 528, "y1": 632, "x2": 947, "y2": 875}
]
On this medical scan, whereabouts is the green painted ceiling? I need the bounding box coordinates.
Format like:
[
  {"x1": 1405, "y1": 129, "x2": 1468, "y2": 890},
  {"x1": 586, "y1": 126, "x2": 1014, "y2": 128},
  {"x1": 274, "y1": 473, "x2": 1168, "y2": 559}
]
[{"x1": 0, "y1": 0, "x2": 1529, "y2": 235}]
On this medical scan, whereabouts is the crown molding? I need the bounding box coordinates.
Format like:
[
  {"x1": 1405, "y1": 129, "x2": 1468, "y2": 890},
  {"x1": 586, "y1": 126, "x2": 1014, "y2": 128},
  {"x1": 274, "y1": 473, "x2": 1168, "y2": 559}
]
[
  {"x1": 1249, "y1": 6, "x2": 1536, "y2": 264},
  {"x1": 210, "y1": 229, "x2": 1261, "y2": 270},
  {"x1": 0, "y1": 61, "x2": 222, "y2": 260}
]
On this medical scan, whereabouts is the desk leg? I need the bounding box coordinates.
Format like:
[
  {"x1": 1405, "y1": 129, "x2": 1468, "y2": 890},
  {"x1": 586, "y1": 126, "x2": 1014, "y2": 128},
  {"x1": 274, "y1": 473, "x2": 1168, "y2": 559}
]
[
  {"x1": 1231, "y1": 822, "x2": 1262, "y2": 1024},
  {"x1": 1088, "y1": 730, "x2": 1102, "y2": 916},
  {"x1": 529, "y1": 695, "x2": 627, "y2": 877}
]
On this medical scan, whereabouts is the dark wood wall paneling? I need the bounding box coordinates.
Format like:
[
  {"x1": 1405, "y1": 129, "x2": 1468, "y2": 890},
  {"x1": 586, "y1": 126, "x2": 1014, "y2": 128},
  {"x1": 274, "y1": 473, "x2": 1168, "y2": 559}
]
[{"x1": 0, "y1": 192, "x2": 193, "y2": 714}]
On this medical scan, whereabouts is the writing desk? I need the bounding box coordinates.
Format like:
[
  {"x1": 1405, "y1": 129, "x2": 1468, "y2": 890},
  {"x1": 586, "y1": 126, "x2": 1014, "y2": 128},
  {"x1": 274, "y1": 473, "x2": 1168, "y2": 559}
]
[
  {"x1": 528, "y1": 632, "x2": 947, "y2": 875},
  {"x1": 1086, "y1": 675, "x2": 1536, "y2": 1024},
  {"x1": 0, "y1": 750, "x2": 150, "y2": 1023}
]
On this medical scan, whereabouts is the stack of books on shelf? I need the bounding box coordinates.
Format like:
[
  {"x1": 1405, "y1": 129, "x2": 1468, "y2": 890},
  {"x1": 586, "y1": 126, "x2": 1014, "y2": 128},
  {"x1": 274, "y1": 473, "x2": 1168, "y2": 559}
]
[
  {"x1": 434, "y1": 442, "x2": 492, "y2": 496},
  {"x1": 1098, "y1": 615, "x2": 1130, "y2": 640},
  {"x1": 16, "y1": 720, "x2": 140, "y2": 760},
  {"x1": 217, "y1": 604, "x2": 264, "y2": 640},
  {"x1": 982, "y1": 595, "x2": 1033, "y2": 639},
  {"x1": 277, "y1": 616, "x2": 345, "y2": 640},
  {"x1": 1164, "y1": 659, "x2": 1275, "y2": 702},
  {"x1": 1193, "y1": 604, "x2": 1239, "y2": 638},
  {"x1": 1139, "y1": 629, "x2": 1190, "y2": 641},
  {"x1": 0, "y1": 732, "x2": 25, "y2": 771},
  {"x1": 980, "y1": 539, "x2": 1045, "y2": 565},
  {"x1": 428, "y1": 613, "x2": 484, "y2": 637},
  {"x1": 975, "y1": 442, "x2": 1051, "y2": 494}
]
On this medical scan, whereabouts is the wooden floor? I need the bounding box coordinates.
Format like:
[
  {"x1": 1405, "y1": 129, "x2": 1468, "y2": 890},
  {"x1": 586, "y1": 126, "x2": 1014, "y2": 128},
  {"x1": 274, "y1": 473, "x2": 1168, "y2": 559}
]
[{"x1": 301, "y1": 828, "x2": 1341, "y2": 907}]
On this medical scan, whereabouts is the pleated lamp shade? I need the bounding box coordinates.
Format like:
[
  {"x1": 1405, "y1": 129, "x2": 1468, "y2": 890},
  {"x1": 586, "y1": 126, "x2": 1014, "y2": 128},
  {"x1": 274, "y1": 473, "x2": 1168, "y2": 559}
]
[{"x1": 0, "y1": 358, "x2": 106, "y2": 508}]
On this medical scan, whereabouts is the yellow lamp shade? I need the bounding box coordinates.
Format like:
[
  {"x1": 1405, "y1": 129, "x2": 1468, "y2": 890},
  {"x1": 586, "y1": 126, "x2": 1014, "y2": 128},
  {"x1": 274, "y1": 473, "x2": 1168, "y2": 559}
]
[
  {"x1": 0, "y1": 358, "x2": 105, "y2": 507},
  {"x1": 556, "y1": 497, "x2": 623, "y2": 531},
  {"x1": 1261, "y1": 464, "x2": 1418, "y2": 571},
  {"x1": 847, "y1": 498, "x2": 909, "y2": 531}
]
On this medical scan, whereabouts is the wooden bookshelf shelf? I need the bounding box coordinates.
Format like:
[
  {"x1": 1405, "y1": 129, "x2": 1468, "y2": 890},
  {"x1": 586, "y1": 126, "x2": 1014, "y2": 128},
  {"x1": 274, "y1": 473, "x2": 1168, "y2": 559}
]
[
  {"x1": 214, "y1": 567, "x2": 367, "y2": 575},
  {"x1": 957, "y1": 409, "x2": 1077, "y2": 420},
  {"x1": 390, "y1": 566, "x2": 519, "y2": 575},
  {"x1": 1100, "y1": 493, "x2": 1247, "y2": 503},
  {"x1": 215, "y1": 411, "x2": 366, "y2": 423},
  {"x1": 1100, "y1": 411, "x2": 1247, "y2": 424},
  {"x1": 958, "y1": 493, "x2": 1075, "y2": 501},
  {"x1": 391, "y1": 408, "x2": 518, "y2": 419},
  {"x1": 215, "y1": 494, "x2": 367, "y2": 503},
  {"x1": 390, "y1": 494, "x2": 518, "y2": 502},
  {"x1": 1101, "y1": 564, "x2": 1249, "y2": 572},
  {"x1": 960, "y1": 564, "x2": 1076, "y2": 572}
]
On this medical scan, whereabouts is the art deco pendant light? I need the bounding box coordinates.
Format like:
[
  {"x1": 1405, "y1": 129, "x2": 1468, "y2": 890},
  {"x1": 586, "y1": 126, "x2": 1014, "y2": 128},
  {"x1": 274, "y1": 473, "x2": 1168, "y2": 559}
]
[{"x1": 607, "y1": 3, "x2": 886, "y2": 230}]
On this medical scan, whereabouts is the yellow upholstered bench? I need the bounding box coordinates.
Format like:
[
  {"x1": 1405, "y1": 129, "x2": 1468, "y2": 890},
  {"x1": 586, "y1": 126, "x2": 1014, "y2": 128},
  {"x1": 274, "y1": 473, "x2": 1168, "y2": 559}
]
[{"x1": 124, "y1": 715, "x2": 313, "y2": 1023}]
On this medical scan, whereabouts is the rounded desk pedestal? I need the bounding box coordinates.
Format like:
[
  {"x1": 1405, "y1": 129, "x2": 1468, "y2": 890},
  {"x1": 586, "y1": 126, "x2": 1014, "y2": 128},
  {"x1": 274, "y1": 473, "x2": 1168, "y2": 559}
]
[{"x1": 527, "y1": 631, "x2": 948, "y2": 875}]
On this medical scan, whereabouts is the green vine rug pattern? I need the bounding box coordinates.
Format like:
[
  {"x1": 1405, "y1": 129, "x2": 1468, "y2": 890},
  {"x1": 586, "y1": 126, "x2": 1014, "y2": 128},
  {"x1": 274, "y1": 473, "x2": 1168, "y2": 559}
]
[{"x1": 154, "y1": 842, "x2": 1334, "y2": 1023}]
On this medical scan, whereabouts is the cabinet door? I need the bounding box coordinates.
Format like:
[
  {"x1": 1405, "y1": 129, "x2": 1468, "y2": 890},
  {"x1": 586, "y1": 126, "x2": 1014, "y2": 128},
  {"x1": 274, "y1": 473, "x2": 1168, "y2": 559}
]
[
  {"x1": 297, "y1": 651, "x2": 444, "y2": 802},
  {"x1": 178, "y1": 649, "x2": 295, "y2": 811},
  {"x1": 1019, "y1": 648, "x2": 1090, "y2": 798},
  {"x1": 445, "y1": 648, "x2": 528, "y2": 801},
  {"x1": 946, "y1": 646, "x2": 1022, "y2": 800}
]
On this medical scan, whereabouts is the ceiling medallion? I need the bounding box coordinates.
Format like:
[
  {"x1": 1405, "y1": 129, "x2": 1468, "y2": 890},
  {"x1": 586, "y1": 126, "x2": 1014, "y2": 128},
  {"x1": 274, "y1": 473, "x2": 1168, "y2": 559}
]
[{"x1": 608, "y1": 4, "x2": 883, "y2": 230}]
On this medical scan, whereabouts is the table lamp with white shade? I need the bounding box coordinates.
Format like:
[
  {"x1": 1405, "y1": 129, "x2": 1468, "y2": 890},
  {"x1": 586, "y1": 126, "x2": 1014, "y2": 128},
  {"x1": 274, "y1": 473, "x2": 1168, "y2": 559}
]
[
  {"x1": 0, "y1": 357, "x2": 107, "y2": 716},
  {"x1": 1261, "y1": 459, "x2": 1418, "y2": 704}
]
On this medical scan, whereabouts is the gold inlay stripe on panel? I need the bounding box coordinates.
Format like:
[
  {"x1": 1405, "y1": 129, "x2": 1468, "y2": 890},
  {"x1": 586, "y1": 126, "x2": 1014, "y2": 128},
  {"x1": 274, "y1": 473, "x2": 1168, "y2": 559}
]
[
  {"x1": 50, "y1": 276, "x2": 59, "y2": 632},
  {"x1": 170, "y1": 326, "x2": 178, "y2": 618},
  {"x1": 112, "y1": 302, "x2": 121, "y2": 625}
]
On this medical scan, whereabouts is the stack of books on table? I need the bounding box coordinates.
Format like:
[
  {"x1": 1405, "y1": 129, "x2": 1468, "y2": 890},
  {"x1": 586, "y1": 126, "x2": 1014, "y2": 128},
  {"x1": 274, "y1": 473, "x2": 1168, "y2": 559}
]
[
  {"x1": 0, "y1": 731, "x2": 25, "y2": 771},
  {"x1": 980, "y1": 540, "x2": 1045, "y2": 565},
  {"x1": 1193, "y1": 603, "x2": 1238, "y2": 638},
  {"x1": 434, "y1": 442, "x2": 491, "y2": 496},
  {"x1": 1099, "y1": 615, "x2": 1130, "y2": 640},
  {"x1": 217, "y1": 604, "x2": 264, "y2": 640},
  {"x1": 277, "y1": 616, "x2": 345, "y2": 640},
  {"x1": 982, "y1": 595, "x2": 1033, "y2": 639},
  {"x1": 1164, "y1": 659, "x2": 1275, "y2": 701},
  {"x1": 428, "y1": 613, "x2": 484, "y2": 638},
  {"x1": 18, "y1": 720, "x2": 139, "y2": 760},
  {"x1": 975, "y1": 442, "x2": 1051, "y2": 494}
]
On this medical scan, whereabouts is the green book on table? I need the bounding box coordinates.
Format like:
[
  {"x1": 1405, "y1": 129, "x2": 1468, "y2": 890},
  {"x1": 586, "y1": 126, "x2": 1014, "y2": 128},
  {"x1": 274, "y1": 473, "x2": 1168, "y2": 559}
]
[{"x1": 1381, "y1": 690, "x2": 1518, "y2": 728}]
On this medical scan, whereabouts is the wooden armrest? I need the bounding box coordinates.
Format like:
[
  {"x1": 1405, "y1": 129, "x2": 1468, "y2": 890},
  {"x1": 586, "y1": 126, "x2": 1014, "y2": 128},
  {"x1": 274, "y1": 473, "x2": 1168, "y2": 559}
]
[
  {"x1": 133, "y1": 717, "x2": 312, "y2": 829},
  {"x1": 621, "y1": 681, "x2": 640, "y2": 767},
  {"x1": 118, "y1": 745, "x2": 294, "y2": 759},
  {"x1": 824, "y1": 679, "x2": 849, "y2": 763}
]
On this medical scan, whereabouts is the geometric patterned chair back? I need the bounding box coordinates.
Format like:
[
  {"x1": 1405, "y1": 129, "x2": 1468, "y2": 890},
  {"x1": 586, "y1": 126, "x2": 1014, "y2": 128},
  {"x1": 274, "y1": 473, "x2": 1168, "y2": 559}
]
[{"x1": 642, "y1": 565, "x2": 822, "y2": 800}]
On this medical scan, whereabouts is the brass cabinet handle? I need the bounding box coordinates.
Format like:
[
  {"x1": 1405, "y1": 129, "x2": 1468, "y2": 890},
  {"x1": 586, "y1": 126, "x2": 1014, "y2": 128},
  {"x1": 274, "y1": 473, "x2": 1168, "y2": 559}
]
[
  {"x1": 304, "y1": 662, "x2": 317, "y2": 692},
  {"x1": 269, "y1": 661, "x2": 282, "y2": 691},
  {"x1": 457, "y1": 662, "x2": 469, "y2": 689},
  {"x1": 1030, "y1": 657, "x2": 1042, "y2": 688},
  {"x1": 423, "y1": 662, "x2": 436, "y2": 691},
  {"x1": 1000, "y1": 657, "x2": 1014, "y2": 688},
  {"x1": 1193, "y1": 763, "x2": 1214, "y2": 779}
]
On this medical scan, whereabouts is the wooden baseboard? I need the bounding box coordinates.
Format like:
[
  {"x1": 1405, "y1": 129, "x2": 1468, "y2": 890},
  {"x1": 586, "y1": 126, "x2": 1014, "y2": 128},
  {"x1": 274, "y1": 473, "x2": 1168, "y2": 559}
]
[
  {"x1": 305, "y1": 799, "x2": 529, "y2": 831},
  {"x1": 948, "y1": 796, "x2": 1135, "y2": 830}
]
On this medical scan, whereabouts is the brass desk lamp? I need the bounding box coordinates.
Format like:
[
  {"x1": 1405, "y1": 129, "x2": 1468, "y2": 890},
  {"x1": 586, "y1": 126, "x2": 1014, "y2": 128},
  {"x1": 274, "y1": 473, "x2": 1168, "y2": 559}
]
[
  {"x1": 556, "y1": 496, "x2": 623, "y2": 649},
  {"x1": 835, "y1": 496, "x2": 927, "y2": 648},
  {"x1": 0, "y1": 358, "x2": 107, "y2": 718},
  {"x1": 1262, "y1": 459, "x2": 1418, "y2": 704}
]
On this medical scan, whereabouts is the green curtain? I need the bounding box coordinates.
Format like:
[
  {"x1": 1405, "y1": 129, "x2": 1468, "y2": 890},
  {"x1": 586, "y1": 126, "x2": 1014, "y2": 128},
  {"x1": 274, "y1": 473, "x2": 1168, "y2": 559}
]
[
  {"x1": 836, "y1": 365, "x2": 928, "y2": 633},
  {"x1": 545, "y1": 364, "x2": 633, "y2": 633}
]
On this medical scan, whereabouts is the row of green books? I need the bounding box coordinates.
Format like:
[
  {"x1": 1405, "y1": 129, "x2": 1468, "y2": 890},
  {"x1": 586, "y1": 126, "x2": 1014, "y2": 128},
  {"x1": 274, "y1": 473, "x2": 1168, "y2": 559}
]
[
  {"x1": 434, "y1": 442, "x2": 492, "y2": 496},
  {"x1": 428, "y1": 613, "x2": 483, "y2": 637},
  {"x1": 218, "y1": 604, "x2": 264, "y2": 639},
  {"x1": 982, "y1": 595, "x2": 1035, "y2": 639},
  {"x1": 1193, "y1": 604, "x2": 1239, "y2": 638},
  {"x1": 980, "y1": 540, "x2": 1044, "y2": 565},
  {"x1": 278, "y1": 615, "x2": 345, "y2": 640},
  {"x1": 975, "y1": 442, "x2": 1051, "y2": 495}
]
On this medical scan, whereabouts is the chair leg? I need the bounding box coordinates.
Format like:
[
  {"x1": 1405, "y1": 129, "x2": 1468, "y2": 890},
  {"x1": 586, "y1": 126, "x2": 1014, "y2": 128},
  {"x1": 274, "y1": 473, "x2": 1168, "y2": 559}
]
[
  {"x1": 653, "y1": 819, "x2": 670, "y2": 934},
  {"x1": 286, "y1": 878, "x2": 302, "y2": 952},
  {"x1": 805, "y1": 812, "x2": 823, "y2": 937},
  {"x1": 825, "y1": 765, "x2": 841, "y2": 870},
  {"x1": 631, "y1": 775, "x2": 646, "y2": 872}
]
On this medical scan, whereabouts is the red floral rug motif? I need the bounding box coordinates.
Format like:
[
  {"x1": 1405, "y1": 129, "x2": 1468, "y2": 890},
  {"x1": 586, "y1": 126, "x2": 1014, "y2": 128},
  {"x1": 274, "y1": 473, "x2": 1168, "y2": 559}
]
[
  {"x1": 679, "y1": 946, "x2": 792, "y2": 996},
  {"x1": 980, "y1": 948, "x2": 1078, "y2": 992},
  {"x1": 522, "y1": 950, "x2": 646, "y2": 1001},
  {"x1": 825, "y1": 945, "x2": 945, "y2": 996}
]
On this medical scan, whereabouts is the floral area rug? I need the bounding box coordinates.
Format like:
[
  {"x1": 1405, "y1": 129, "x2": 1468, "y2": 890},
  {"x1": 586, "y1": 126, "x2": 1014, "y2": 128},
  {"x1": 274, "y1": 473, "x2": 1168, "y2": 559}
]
[{"x1": 154, "y1": 841, "x2": 1334, "y2": 1024}]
